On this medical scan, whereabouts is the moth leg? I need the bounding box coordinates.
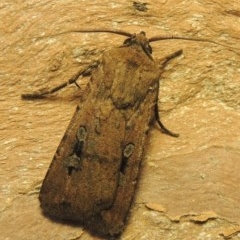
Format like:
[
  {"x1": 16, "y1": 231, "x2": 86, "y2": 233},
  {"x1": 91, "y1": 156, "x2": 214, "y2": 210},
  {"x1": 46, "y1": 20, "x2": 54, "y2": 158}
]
[
  {"x1": 155, "y1": 50, "x2": 182, "y2": 137},
  {"x1": 157, "y1": 49, "x2": 183, "y2": 69},
  {"x1": 154, "y1": 104, "x2": 179, "y2": 137},
  {"x1": 21, "y1": 60, "x2": 99, "y2": 99}
]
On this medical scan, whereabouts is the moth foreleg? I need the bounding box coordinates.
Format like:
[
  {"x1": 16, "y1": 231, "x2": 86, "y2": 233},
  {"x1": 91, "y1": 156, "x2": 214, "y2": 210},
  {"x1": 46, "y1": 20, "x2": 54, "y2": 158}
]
[
  {"x1": 157, "y1": 49, "x2": 183, "y2": 69},
  {"x1": 21, "y1": 60, "x2": 99, "y2": 99}
]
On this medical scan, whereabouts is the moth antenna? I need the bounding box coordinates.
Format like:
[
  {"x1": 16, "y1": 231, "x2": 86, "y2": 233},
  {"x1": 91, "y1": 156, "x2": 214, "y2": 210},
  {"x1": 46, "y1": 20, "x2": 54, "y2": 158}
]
[
  {"x1": 35, "y1": 29, "x2": 133, "y2": 40},
  {"x1": 149, "y1": 35, "x2": 240, "y2": 50}
]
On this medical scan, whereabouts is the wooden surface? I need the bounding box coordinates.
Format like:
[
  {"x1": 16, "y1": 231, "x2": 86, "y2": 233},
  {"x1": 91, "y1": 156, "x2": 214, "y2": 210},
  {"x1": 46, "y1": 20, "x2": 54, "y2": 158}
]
[{"x1": 1, "y1": 0, "x2": 240, "y2": 239}]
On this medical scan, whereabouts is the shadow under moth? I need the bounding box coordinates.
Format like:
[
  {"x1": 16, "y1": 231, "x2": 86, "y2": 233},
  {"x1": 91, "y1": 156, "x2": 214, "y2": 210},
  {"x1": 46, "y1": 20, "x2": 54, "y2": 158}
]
[{"x1": 22, "y1": 29, "x2": 238, "y2": 237}]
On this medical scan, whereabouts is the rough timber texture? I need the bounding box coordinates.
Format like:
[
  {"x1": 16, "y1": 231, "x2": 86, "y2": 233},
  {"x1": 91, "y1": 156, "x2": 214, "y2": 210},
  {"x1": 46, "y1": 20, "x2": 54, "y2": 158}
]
[{"x1": 0, "y1": 0, "x2": 240, "y2": 239}]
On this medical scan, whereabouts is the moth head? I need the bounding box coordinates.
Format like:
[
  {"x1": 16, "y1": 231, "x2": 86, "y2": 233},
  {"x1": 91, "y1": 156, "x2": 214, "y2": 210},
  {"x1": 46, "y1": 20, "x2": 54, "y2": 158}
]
[{"x1": 123, "y1": 31, "x2": 153, "y2": 59}]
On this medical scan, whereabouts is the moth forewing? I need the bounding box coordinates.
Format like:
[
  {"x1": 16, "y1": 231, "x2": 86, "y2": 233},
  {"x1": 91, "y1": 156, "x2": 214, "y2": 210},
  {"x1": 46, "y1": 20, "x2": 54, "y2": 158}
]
[{"x1": 39, "y1": 43, "x2": 162, "y2": 236}]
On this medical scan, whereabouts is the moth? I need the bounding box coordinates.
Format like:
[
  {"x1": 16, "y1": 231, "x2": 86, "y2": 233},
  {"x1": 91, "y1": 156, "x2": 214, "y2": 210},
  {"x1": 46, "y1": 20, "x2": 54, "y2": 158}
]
[{"x1": 22, "y1": 29, "x2": 237, "y2": 237}]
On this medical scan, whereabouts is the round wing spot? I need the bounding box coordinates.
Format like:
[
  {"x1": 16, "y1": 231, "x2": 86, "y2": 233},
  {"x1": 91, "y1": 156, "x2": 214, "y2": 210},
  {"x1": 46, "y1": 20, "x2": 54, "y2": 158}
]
[
  {"x1": 123, "y1": 143, "x2": 135, "y2": 158},
  {"x1": 77, "y1": 126, "x2": 87, "y2": 142}
]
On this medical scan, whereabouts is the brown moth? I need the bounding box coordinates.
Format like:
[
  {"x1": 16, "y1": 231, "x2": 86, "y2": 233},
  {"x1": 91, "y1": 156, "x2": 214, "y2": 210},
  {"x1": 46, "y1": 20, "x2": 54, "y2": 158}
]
[{"x1": 22, "y1": 29, "x2": 238, "y2": 237}]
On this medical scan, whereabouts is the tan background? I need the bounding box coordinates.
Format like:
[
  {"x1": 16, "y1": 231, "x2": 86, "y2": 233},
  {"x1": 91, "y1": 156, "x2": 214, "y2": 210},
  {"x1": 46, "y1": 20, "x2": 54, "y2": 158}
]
[{"x1": 0, "y1": 0, "x2": 240, "y2": 239}]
